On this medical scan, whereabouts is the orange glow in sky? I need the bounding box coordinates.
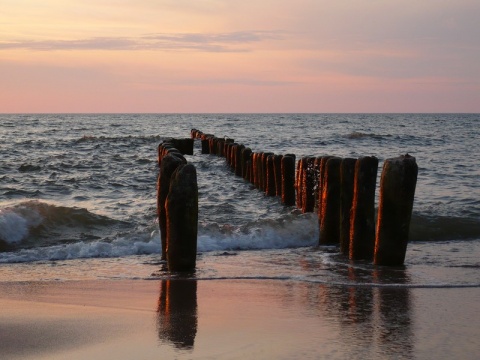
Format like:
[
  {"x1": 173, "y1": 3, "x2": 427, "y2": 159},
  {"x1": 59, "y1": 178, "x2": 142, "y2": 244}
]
[{"x1": 1, "y1": 0, "x2": 479, "y2": 113}]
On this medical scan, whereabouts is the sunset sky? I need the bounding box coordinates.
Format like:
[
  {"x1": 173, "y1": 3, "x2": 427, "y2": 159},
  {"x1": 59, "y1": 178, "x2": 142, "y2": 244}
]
[{"x1": 1, "y1": 0, "x2": 479, "y2": 113}]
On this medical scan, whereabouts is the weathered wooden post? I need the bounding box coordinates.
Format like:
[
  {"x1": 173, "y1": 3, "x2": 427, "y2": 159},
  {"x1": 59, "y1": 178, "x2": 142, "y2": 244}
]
[
  {"x1": 217, "y1": 138, "x2": 225, "y2": 157},
  {"x1": 313, "y1": 157, "x2": 322, "y2": 208},
  {"x1": 225, "y1": 142, "x2": 233, "y2": 166},
  {"x1": 158, "y1": 153, "x2": 187, "y2": 260},
  {"x1": 242, "y1": 148, "x2": 252, "y2": 180},
  {"x1": 266, "y1": 155, "x2": 276, "y2": 196},
  {"x1": 340, "y1": 158, "x2": 357, "y2": 256},
  {"x1": 317, "y1": 156, "x2": 333, "y2": 218},
  {"x1": 166, "y1": 163, "x2": 198, "y2": 272},
  {"x1": 235, "y1": 144, "x2": 245, "y2": 177},
  {"x1": 224, "y1": 138, "x2": 234, "y2": 159},
  {"x1": 273, "y1": 154, "x2": 283, "y2": 197},
  {"x1": 349, "y1": 156, "x2": 378, "y2": 261},
  {"x1": 170, "y1": 138, "x2": 193, "y2": 155},
  {"x1": 201, "y1": 135, "x2": 211, "y2": 154},
  {"x1": 374, "y1": 155, "x2": 418, "y2": 266},
  {"x1": 251, "y1": 152, "x2": 258, "y2": 187},
  {"x1": 319, "y1": 157, "x2": 342, "y2": 245},
  {"x1": 261, "y1": 153, "x2": 273, "y2": 192},
  {"x1": 281, "y1": 154, "x2": 296, "y2": 206},
  {"x1": 302, "y1": 157, "x2": 316, "y2": 213},
  {"x1": 296, "y1": 159, "x2": 303, "y2": 209}
]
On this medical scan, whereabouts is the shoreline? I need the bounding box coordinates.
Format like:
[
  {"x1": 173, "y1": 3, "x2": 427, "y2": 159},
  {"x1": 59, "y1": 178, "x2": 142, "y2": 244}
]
[{"x1": 1, "y1": 279, "x2": 479, "y2": 359}]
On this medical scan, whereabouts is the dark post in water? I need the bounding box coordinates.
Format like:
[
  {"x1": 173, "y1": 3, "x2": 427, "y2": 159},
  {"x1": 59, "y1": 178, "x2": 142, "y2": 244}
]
[
  {"x1": 166, "y1": 164, "x2": 198, "y2": 272},
  {"x1": 340, "y1": 158, "x2": 357, "y2": 256},
  {"x1": 349, "y1": 156, "x2": 378, "y2": 261},
  {"x1": 319, "y1": 157, "x2": 342, "y2": 245},
  {"x1": 158, "y1": 153, "x2": 186, "y2": 260},
  {"x1": 374, "y1": 155, "x2": 418, "y2": 266},
  {"x1": 281, "y1": 155, "x2": 296, "y2": 206}
]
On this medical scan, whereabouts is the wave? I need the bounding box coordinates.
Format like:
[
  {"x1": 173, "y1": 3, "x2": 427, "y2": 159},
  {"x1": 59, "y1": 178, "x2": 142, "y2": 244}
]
[
  {"x1": 346, "y1": 132, "x2": 389, "y2": 140},
  {"x1": 74, "y1": 134, "x2": 164, "y2": 144},
  {"x1": 0, "y1": 200, "x2": 126, "y2": 251},
  {"x1": 1, "y1": 200, "x2": 478, "y2": 263},
  {"x1": 409, "y1": 213, "x2": 480, "y2": 241}
]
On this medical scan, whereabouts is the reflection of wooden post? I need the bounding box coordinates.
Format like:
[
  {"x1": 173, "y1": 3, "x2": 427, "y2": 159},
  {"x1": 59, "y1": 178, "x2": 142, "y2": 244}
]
[
  {"x1": 281, "y1": 154, "x2": 296, "y2": 206},
  {"x1": 340, "y1": 158, "x2": 357, "y2": 256},
  {"x1": 319, "y1": 157, "x2": 342, "y2": 245},
  {"x1": 374, "y1": 155, "x2": 418, "y2": 266},
  {"x1": 158, "y1": 153, "x2": 186, "y2": 260},
  {"x1": 349, "y1": 156, "x2": 378, "y2": 261},
  {"x1": 166, "y1": 164, "x2": 198, "y2": 271},
  {"x1": 157, "y1": 279, "x2": 198, "y2": 349}
]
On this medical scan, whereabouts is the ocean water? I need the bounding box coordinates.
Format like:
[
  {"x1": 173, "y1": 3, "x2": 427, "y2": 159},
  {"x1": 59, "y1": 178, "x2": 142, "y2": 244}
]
[{"x1": 0, "y1": 114, "x2": 479, "y2": 287}]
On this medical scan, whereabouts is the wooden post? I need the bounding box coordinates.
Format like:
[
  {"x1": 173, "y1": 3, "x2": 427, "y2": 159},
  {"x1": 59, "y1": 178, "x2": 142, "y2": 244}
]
[
  {"x1": 235, "y1": 145, "x2": 245, "y2": 176},
  {"x1": 302, "y1": 157, "x2": 316, "y2": 213},
  {"x1": 281, "y1": 155, "x2": 296, "y2": 206},
  {"x1": 313, "y1": 157, "x2": 322, "y2": 208},
  {"x1": 158, "y1": 153, "x2": 186, "y2": 260},
  {"x1": 166, "y1": 163, "x2": 198, "y2": 272},
  {"x1": 349, "y1": 156, "x2": 378, "y2": 261},
  {"x1": 319, "y1": 157, "x2": 342, "y2": 245},
  {"x1": 317, "y1": 156, "x2": 333, "y2": 219},
  {"x1": 374, "y1": 155, "x2": 418, "y2": 266},
  {"x1": 296, "y1": 159, "x2": 303, "y2": 209},
  {"x1": 266, "y1": 155, "x2": 276, "y2": 196},
  {"x1": 273, "y1": 154, "x2": 283, "y2": 197},
  {"x1": 340, "y1": 158, "x2": 357, "y2": 256},
  {"x1": 217, "y1": 138, "x2": 225, "y2": 157},
  {"x1": 242, "y1": 148, "x2": 252, "y2": 180},
  {"x1": 201, "y1": 136, "x2": 210, "y2": 154},
  {"x1": 261, "y1": 153, "x2": 273, "y2": 192}
]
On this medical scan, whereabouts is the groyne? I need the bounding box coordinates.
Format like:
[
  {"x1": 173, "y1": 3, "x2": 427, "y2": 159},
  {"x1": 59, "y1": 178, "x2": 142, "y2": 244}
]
[{"x1": 189, "y1": 128, "x2": 417, "y2": 267}]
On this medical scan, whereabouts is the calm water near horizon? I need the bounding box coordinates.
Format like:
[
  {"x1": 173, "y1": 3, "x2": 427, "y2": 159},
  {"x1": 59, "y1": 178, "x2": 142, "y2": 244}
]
[{"x1": 0, "y1": 113, "x2": 479, "y2": 287}]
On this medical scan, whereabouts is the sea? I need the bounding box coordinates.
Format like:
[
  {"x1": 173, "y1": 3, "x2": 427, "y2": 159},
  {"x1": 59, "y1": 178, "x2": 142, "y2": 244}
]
[{"x1": 0, "y1": 113, "x2": 479, "y2": 287}]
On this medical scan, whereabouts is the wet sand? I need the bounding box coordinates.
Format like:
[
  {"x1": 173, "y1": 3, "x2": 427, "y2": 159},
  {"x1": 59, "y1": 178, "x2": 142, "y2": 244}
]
[{"x1": 0, "y1": 279, "x2": 479, "y2": 359}]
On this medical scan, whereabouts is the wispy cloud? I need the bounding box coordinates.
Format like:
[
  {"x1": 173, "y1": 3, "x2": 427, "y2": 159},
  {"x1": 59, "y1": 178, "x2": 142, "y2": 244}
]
[{"x1": 0, "y1": 31, "x2": 283, "y2": 52}]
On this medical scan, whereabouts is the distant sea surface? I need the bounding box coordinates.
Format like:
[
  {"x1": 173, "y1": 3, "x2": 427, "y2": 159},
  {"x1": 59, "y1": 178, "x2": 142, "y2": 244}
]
[{"x1": 0, "y1": 114, "x2": 479, "y2": 287}]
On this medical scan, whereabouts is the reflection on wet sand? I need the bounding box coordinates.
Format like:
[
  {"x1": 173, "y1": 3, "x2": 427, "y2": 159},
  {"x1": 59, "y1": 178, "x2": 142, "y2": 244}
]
[
  {"x1": 157, "y1": 279, "x2": 198, "y2": 349},
  {"x1": 295, "y1": 259, "x2": 414, "y2": 358},
  {"x1": 154, "y1": 264, "x2": 413, "y2": 357},
  {"x1": 374, "y1": 267, "x2": 414, "y2": 358},
  {"x1": 319, "y1": 266, "x2": 413, "y2": 359}
]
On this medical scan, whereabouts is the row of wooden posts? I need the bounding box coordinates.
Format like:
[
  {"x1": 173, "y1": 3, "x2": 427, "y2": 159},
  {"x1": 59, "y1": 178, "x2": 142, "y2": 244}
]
[
  {"x1": 191, "y1": 128, "x2": 418, "y2": 266},
  {"x1": 157, "y1": 138, "x2": 198, "y2": 272}
]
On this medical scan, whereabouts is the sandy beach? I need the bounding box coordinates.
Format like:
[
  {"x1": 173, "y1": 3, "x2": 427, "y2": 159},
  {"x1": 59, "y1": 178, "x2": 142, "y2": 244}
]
[{"x1": 0, "y1": 279, "x2": 478, "y2": 359}]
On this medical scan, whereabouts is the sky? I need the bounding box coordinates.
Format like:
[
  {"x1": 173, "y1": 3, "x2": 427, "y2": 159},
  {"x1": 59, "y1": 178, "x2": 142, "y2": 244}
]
[{"x1": 1, "y1": 0, "x2": 479, "y2": 113}]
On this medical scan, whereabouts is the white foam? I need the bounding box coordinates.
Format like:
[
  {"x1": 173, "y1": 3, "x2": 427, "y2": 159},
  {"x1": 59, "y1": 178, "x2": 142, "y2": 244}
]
[
  {"x1": 0, "y1": 214, "x2": 318, "y2": 263},
  {"x1": 0, "y1": 232, "x2": 162, "y2": 263},
  {"x1": 198, "y1": 214, "x2": 318, "y2": 252}
]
